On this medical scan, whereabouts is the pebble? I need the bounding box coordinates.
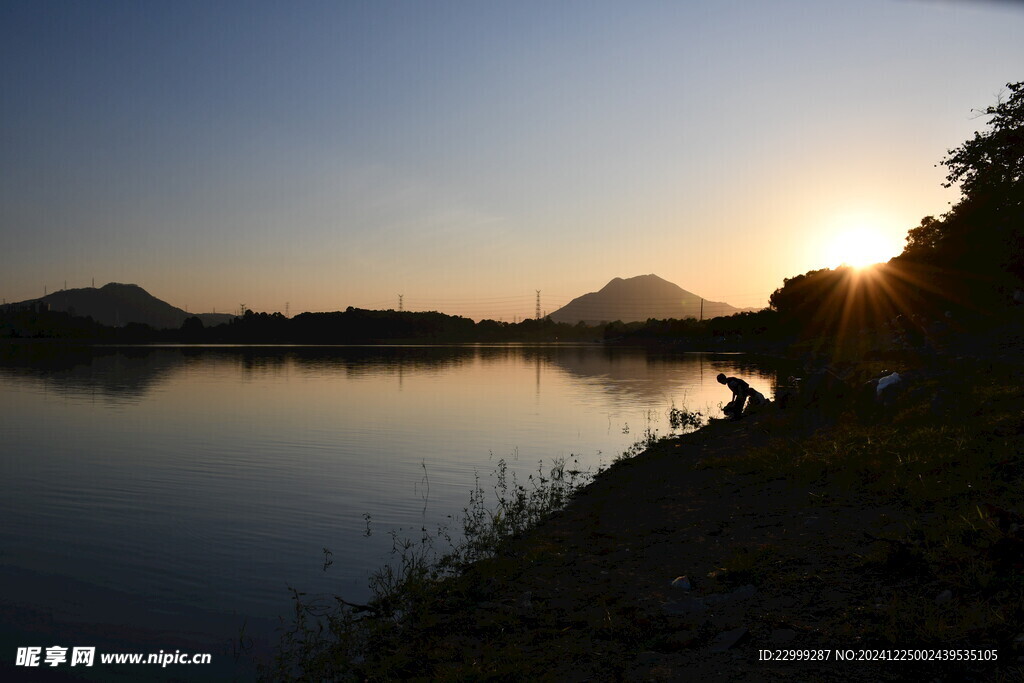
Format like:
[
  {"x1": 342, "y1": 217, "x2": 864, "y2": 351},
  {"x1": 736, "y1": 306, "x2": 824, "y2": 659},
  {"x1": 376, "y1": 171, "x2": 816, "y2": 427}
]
[{"x1": 934, "y1": 589, "x2": 953, "y2": 606}]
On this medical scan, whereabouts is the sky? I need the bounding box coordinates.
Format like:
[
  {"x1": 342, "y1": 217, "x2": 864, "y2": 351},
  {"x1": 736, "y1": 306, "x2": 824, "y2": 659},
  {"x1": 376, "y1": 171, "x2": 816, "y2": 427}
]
[{"x1": 2, "y1": 0, "x2": 1022, "y2": 320}]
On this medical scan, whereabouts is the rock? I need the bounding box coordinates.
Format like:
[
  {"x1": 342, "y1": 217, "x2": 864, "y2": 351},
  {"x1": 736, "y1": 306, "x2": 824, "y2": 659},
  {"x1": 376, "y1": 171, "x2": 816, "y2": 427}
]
[
  {"x1": 671, "y1": 576, "x2": 692, "y2": 590},
  {"x1": 771, "y1": 629, "x2": 797, "y2": 644},
  {"x1": 709, "y1": 627, "x2": 748, "y2": 652},
  {"x1": 934, "y1": 589, "x2": 953, "y2": 606}
]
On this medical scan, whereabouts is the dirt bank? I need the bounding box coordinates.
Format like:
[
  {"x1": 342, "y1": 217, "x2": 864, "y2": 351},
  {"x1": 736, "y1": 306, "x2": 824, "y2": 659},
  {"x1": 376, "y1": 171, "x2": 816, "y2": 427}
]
[{"x1": 388, "y1": 379, "x2": 1023, "y2": 681}]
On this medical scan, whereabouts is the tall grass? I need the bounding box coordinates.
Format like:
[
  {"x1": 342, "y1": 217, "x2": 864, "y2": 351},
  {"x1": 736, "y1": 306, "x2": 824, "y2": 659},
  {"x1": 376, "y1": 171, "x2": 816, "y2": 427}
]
[
  {"x1": 266, "y1": 404, "x2": 705, "y2": 679},
  {"x1": 264, "y1": 457, "x2": 594, "y2": 680}
]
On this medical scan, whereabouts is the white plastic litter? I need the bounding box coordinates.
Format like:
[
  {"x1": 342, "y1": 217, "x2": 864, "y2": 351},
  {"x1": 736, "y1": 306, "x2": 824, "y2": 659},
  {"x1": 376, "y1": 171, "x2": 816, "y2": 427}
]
[{"x1": 876, "y1": 372, "x2": 901, "y2": 396}]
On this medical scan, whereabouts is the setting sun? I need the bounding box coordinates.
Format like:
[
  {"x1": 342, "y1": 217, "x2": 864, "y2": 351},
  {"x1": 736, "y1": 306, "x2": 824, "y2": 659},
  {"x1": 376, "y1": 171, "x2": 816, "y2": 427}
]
[{"x1": 826, "y1": 227, "x2": 900, "y2": 269}]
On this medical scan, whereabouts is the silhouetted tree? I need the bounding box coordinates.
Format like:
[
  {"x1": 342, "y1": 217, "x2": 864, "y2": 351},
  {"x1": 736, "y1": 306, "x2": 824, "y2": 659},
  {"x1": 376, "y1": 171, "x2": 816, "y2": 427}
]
[
  {"x1": 902, "y1": 215, "x2": 945, "y2": 254},
  {"x1": 897, "y1": 81, "x2": 1024, "y2": 305},
  {"x1": 943, "y1": 82, "x2": 1024, "y2": 204}
]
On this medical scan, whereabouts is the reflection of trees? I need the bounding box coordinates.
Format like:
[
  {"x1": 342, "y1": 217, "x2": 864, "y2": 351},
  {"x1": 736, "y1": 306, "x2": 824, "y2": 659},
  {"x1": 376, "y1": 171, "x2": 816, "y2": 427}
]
[
  {"x1": 0, "y1": 344, "x2": 796, "y2": 405},
  {"x1": 0, "y1": 344, "x2": 184, "y2": 401},
  {"x1": 0, "y1": 345, "x2": 507, "y2": 398},
  {"x1": 543, "y1": 348, "x2": 794, "y2": 404},
  {"x1": 287, "y1": 346, "x2": 478, "y2": 377}
]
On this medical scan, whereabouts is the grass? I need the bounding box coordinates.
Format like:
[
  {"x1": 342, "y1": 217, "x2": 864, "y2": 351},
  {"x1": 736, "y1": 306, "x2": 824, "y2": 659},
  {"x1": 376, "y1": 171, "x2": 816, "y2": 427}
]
[
  {"x1": 263, "y1": 456, "x2": 598, "y2": 680},
  {"x1": 264, "y1": 404, "x2": 705, "y2": 680},
  {"x1": 703, "y1": 360, "x2": 1024, "y2": 649}
]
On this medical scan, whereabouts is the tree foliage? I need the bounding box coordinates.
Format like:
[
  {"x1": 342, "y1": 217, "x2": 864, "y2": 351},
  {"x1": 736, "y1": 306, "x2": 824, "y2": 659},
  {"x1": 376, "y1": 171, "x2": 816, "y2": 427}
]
[
  {"x1": 942, "y1": 81, "x2": 1024, "y2": 201},
  {"x1": 902, "y1": 215, "x2": 944, "y2": 254},
  {"x1": 891, "y1": 81, "x2": 1024, "y2": 314}
]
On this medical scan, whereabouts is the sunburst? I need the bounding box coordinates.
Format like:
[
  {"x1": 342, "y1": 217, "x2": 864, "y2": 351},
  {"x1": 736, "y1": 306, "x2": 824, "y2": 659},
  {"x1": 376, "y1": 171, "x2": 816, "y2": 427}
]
[{"x1": 826, "y1": 228, "x2": 899, "y2": 269}]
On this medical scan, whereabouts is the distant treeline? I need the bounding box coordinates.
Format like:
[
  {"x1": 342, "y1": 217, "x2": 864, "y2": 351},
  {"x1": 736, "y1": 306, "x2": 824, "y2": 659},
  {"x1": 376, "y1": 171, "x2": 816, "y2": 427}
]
[
  {"x1": 0, "y1": 302, "x2": 814, "y2": 353},
  {"x1": 0, "y1": 306, "x2": 591, "y2": 344},
  {"x1": 0, "y1": 303, "x2": 781, "y2": 346}
]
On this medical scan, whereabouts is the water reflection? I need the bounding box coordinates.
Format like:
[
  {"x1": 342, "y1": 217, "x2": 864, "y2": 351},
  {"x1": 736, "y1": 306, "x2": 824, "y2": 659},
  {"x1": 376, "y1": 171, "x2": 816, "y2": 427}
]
[
  {"x1": 0, "y1": 344, "x2": 180, "y2": 401},
  {"x1": 0, "y1": 342, "x2": 794, "y2": 676},
  {"x1": 0, "y1": 344, "x2": 793, "y2": 406}
]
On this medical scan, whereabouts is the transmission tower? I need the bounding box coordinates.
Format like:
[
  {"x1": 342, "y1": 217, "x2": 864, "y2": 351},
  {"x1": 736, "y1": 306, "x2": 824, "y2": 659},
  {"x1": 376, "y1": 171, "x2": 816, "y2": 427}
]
[
  {"x1": 535, "y1": 290, "x2": 541, "y2": 320},
  {"x1": 398, "y1": 294, "x2": 404, "y2": 312},
  {"x1": 285, "y1": 302, "x2": 290, "y2": 318}
]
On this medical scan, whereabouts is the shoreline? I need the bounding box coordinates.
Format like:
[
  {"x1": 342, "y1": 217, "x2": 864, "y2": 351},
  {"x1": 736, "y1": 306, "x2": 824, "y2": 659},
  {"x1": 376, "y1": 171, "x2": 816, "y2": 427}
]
[{"x1": 280, "y1": 348, "x2": 1024, "y2": 681}]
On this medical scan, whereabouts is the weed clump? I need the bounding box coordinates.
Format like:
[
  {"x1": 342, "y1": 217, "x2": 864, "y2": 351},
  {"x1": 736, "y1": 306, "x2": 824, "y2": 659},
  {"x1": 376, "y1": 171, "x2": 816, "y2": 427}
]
[
  {"x1": 265, "y1": 457, "x2": 593, "y2": 681},
  {"x1": 668, "y1": 405, "x2": 705, "y2": 432}
]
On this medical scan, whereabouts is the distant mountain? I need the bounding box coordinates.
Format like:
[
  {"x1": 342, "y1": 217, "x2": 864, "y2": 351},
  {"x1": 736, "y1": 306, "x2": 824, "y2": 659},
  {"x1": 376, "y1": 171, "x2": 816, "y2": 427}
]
[
  {"x1": 548, "y1": 274, "x2": 753, "y2": 324},
  {"x1": 13, "y1": 283, "x2": 235, "y2": 330}
]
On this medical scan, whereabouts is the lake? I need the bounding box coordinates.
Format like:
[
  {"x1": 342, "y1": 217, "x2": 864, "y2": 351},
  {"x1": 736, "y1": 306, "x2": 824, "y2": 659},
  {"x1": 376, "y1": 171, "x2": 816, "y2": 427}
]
[{"x1": 0, "y1": 344, "x2": 788, "y2": 678}]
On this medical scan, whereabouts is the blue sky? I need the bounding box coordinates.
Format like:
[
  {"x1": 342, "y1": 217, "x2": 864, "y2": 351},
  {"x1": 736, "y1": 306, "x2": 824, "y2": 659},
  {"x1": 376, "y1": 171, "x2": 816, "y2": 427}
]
[{"x1": 2, "y1": 0, "x2": 1022, "y2": 319}]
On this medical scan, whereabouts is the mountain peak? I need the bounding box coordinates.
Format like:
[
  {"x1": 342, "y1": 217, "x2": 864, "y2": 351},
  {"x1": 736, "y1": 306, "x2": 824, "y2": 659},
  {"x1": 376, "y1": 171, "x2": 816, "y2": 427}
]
[
  {"x1": 597, "y1": 274, "x2": 686, "y2": 296},
  {"x1": 549, "y1": 275, "x2": 744, "y2": 324},
  {"x1": 10, "y1": 282, "x2": 233, "y2": 329},
  {"x1": 100, "y1": 282, "x2": 144, "y2": 291}
]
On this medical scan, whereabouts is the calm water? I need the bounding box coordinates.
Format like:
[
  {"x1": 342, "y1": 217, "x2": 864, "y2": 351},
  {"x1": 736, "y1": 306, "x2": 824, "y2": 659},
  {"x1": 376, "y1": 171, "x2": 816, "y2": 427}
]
[{"x1": 0, "y1": 344, "x2": 787, "y2": 677}]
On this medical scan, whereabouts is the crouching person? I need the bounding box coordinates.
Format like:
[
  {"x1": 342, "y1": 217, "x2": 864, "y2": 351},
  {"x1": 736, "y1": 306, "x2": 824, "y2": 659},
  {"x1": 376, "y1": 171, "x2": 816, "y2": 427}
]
[{"x1": 717, "y1": 373, "x2": 767, "y2": 419}]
